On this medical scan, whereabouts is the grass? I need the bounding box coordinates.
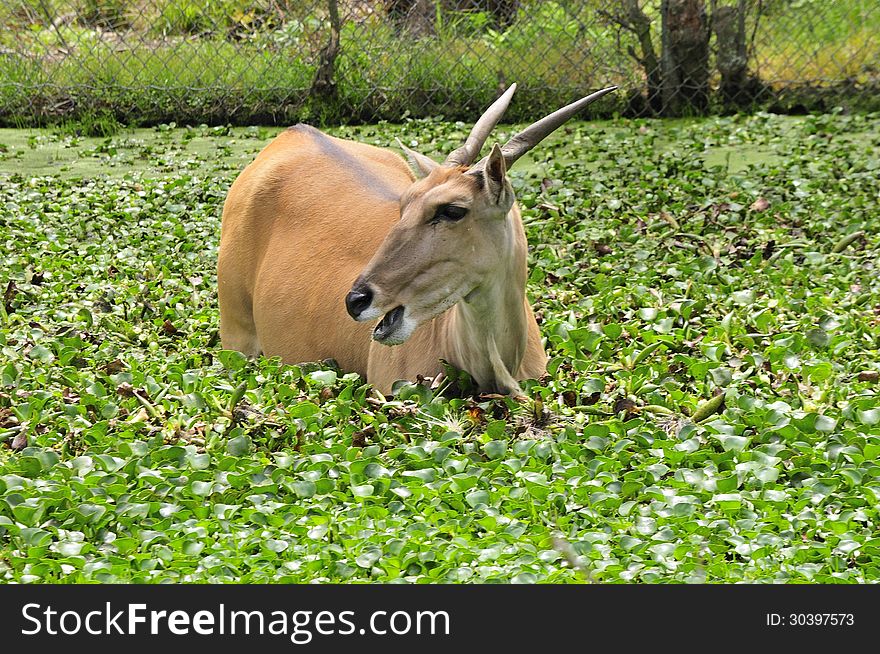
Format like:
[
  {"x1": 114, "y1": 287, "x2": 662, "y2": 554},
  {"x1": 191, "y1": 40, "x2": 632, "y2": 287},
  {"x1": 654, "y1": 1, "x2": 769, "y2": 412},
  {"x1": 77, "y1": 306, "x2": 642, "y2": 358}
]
[
  {"x1": 757, "y1": 0, "x2": 880, "y2": 84},
  {"x1": 0, "y1": 111, "x2": 879, "y2": 583},
  {"x1": 1, "y1": 1, "x2": 878, "y2": 126}
]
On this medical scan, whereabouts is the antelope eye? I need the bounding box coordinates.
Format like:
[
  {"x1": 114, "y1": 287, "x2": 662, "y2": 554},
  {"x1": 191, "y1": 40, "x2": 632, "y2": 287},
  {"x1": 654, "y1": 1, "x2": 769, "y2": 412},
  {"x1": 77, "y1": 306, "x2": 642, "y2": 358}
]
[{"x1": 434, "y1": 204, "x2": 468, "y2": 222}]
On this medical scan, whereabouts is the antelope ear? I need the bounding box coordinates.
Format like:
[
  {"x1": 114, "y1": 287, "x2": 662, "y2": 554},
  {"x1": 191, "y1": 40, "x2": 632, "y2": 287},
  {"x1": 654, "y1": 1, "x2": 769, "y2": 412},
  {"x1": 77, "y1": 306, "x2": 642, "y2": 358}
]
[
  {"x1": 396, "y1": 139, "x2": 438, "y2": 179},
  {"x1": 483, "y1": 143, "x2": 507, "y2": 203}
]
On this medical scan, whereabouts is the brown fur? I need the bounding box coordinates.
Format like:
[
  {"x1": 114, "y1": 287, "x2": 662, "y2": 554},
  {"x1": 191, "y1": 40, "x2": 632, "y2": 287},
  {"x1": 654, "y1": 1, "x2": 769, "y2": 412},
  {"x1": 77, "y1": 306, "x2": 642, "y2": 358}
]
[{"x1": 218, "y1": 125, "x2": 547, "y2": 394}]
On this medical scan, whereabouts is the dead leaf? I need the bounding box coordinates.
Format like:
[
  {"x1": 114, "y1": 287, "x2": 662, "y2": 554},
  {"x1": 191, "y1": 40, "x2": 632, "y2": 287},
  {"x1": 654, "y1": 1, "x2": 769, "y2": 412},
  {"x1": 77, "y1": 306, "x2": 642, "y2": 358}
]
[
  {"x1": 581, "y1": 391, "x2": 601, "y2": 406},
  {"x1": 103, "y1": 359, "x2": 125, "y2": 374},
  {"x1": 750, "y1": 197, "x2": 770, "y2": 212},
  {"x1": 319, "y1": 387, "x2": 335, "y2": 402},
  {"x1": 11, "y1": 431, "x2": 27, "y2": 451},
  {"x1": 116, "y1": 382, "x2": 135, "y2": 397},
  {"x1": 613, "y1": 397, "x2": 638, "y2": 418},
  {"x1": 467, "y1": 405, "x2": 486, "y2": 423},
  {"x1": 0, "y1": 407, "x2": 15, "y2": 427},
  {"x1": 351, "y1": 426, "x2": 375, "y2": 448},
  {"x1": 3, "y1": 279, "x2": 16, "y2": 313}
]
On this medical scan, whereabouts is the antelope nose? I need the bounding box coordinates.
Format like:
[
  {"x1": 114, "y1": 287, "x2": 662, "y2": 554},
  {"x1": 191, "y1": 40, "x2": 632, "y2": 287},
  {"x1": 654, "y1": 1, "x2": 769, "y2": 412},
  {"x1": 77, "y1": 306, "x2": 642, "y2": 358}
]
[{"x1": 345, "y1": 286, "x2": 373, "y2": 320}]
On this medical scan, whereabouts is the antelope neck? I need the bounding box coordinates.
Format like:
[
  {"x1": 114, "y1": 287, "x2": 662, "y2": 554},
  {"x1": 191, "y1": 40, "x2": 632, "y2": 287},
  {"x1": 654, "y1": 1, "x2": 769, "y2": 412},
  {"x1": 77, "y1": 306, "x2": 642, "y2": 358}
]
[{"x1": 441, "y1": 220, "x2": 528, "y2": 394}]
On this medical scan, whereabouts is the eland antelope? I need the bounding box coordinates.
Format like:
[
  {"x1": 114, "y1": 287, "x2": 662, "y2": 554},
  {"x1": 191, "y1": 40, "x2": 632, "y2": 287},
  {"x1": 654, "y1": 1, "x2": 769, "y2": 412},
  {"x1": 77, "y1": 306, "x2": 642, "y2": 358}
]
[{"x1": 218, "y1": 85, "x2": 617, "y2": 395}]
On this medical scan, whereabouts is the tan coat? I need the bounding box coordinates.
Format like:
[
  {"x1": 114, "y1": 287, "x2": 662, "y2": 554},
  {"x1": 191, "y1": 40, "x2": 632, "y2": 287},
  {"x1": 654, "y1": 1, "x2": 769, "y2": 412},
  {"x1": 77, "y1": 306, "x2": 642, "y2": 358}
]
[{"x1": 218, "y1": 124, "x2": 546, "y2": 394}]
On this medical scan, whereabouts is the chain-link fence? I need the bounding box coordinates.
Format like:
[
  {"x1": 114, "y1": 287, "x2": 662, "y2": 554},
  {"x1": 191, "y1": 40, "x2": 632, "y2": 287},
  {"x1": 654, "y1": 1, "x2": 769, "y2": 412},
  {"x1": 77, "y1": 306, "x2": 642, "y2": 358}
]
[{"x1": 1, "y1": 1, "x2": 877, "y2": 126}]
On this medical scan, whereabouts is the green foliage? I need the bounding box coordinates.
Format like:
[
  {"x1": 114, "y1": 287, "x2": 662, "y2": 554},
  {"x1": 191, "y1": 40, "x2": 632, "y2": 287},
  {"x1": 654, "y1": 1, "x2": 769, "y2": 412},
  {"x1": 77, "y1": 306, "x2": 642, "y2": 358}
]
[
  {"x1": 0, "y1": 112, "x2": 878, "y2": 583},
  {"x1": 78, "y1": 0, "x2": 131, "y2": 30},
  {"x1": 1, "y1": 1, "x2": 878, "y2": 126},
  {"x1": 154, "y1": 0, "x2": 283, "y2": 37},
  {"x1": 55, "y1": 110, "x2": 122, "y2": 138}
]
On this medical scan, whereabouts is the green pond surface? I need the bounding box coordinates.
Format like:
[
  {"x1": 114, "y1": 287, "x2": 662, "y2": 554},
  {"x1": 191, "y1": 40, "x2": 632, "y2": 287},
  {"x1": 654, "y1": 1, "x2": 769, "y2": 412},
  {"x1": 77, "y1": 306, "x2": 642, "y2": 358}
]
[{"x1": 2, "y1": 114, "x2": 843, "y2": 181}]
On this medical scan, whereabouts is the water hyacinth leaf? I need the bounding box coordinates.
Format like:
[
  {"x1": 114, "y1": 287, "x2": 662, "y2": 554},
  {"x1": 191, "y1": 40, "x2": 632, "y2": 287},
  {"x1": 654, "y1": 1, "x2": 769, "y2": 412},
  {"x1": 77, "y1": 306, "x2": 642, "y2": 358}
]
[
  {"x1": 288, "y1": 401, "x2": 320, "y2": 418},
  {"x1": 0, "y1": 115, "x2": 877, "y2": 584},
  {"x1": 292, "y1": 481, "x2": 317, "y2": 498},
  {"x1": 226, "y1": 434, "x2": 252, "y2": 456},
  {"x1": 351, "y1": 484, "x2": 375, "y2": 498},
  {"x1": 719, "y1": 435, "x2": 749, "y2": 452},
  {"x1": 858, "y1": 409, "x2": 880, "y2": 426},
  {"x1": 806, "y1": 328, "x2": 829, "y2": 348},
  {"x1": 814, "y1": 415, "x2": 837, "y2": 432},
  {"x1": 465, "y1": 490, "x2": 490, "y2": 508},
  {"x1": 483, "y1": 440, "x2": 507, "y2": 460},
  {"x1": 309, "y1": 370, "x2": 337, "y2": 387},
  {"x1": 264, "y1": 539, "x2": 289, "y2": 553},
  {"x1": 217, "y1": 349, "x2": 248, "y2": 371},
  {"x1": 20, "y1": 527, "x2": 53, "y2": 547}
]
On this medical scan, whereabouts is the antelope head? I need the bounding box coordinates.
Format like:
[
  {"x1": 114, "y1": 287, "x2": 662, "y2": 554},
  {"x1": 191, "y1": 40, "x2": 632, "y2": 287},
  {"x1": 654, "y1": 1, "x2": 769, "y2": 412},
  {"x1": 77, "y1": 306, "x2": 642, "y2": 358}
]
[{"x1": 345, "y1": 84, "x2": 617, "y2": 346}]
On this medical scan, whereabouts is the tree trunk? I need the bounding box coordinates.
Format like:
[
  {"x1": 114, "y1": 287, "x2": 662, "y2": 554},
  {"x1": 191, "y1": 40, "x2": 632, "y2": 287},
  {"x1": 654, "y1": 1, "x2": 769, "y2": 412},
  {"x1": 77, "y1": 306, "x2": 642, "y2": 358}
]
[
  {"x1": 661, "y1": 0, "x2": 709, "y2": 115},
  {"x1": 598, "y1": 1, "x2": 662, "y2": 115},
  {"x1": 386, "y1": 0, "x2": 436, "y2": 37},
  {"x1": 624, "y1": 0, "x2": 663, "y2": 114},
  {"x1": 310, "y1": 0, "x2": 341, "y2": 100},
  {"x1": 714, "y1": 1, "x2": 766, "y2": 108},
  {"x1": 714, "y1": 4, "x2": 747, "y2": 105}
]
